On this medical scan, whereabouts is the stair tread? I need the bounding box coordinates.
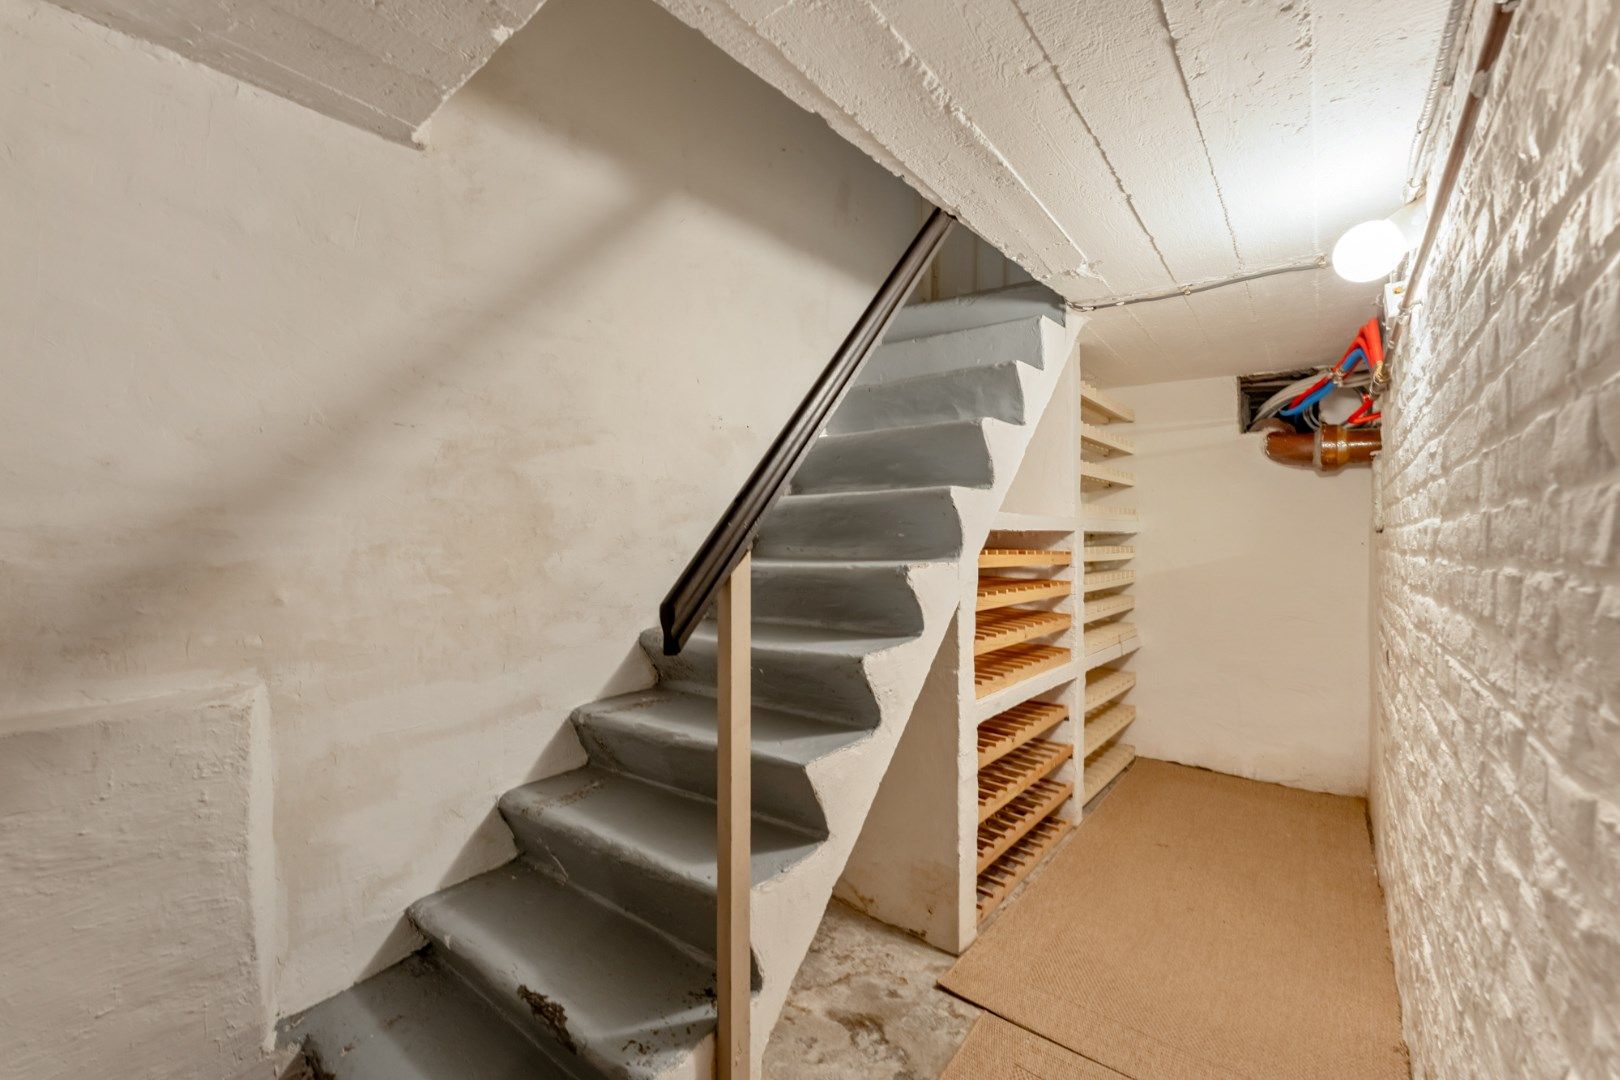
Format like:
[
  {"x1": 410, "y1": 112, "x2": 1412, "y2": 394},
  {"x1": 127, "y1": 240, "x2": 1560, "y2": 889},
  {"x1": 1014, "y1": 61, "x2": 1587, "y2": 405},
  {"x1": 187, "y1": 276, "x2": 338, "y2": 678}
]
[
  {"x1": 409, "y1": 862, "x2": 715, "y2": 1077},
  {"x1": 290, "y1": 953, "x2": 571, "y2": 1080},
  {"x1": 578, "y1": 689, "x2": 865, "y2": 767},
  {"x1": 683, "y1": 619, "x2": 914, "y2": 658},
  {"x1": 793, "y1": 419, "x2": 998, "y2": 496},
  {"x1": 502, "y1": 767, "x2": 821, "y2": 886}
]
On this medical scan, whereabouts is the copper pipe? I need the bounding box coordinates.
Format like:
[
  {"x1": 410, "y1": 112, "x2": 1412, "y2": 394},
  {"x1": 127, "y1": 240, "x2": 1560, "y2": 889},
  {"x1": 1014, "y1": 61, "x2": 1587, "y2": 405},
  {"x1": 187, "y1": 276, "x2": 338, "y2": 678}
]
[{"x1": 1265, "y1": 425, "x2": 1382, "y2": 471}]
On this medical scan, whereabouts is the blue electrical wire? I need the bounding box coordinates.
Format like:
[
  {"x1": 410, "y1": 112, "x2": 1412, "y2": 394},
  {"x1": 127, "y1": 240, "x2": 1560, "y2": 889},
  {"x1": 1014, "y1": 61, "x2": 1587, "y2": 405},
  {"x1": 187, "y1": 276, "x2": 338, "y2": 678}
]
[{"x1": 1280, "y1": 380, "x2": 1336, "y2": 418}]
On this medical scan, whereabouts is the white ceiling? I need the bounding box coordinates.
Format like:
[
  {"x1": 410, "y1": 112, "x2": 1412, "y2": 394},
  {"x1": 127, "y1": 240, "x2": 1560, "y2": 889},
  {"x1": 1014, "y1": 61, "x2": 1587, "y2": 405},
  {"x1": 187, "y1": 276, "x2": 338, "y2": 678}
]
[
  {"x1": 652, "y1": 0, "x2": 1452, "y2": 384},
  {"x1": 45, "y1": 0, "x2": 550, "y2": 145}
]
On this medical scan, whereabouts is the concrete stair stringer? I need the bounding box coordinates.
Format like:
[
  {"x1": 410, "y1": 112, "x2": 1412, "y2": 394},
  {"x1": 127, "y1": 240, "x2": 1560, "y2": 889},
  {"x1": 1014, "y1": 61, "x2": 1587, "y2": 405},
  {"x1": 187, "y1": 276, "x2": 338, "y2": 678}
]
[
  {"x1": 283, "y1": 309, "x2": 1080, "y2": 1080},
  {"x1": 726, "y1": 314, "x2": 1078, "y2": 1074}
]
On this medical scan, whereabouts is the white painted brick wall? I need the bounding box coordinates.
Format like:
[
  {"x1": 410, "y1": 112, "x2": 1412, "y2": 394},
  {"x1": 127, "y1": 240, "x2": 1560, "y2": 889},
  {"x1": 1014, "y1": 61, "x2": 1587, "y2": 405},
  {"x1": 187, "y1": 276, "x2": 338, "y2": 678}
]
[{"x1": 1371, "y1": 0, "x2": 1620, "y2": 1075}]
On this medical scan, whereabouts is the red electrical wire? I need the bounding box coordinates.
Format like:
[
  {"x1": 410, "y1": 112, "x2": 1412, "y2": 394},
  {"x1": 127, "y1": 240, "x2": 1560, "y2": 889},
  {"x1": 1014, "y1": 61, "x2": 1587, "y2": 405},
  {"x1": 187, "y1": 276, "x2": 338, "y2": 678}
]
[{"x1": 1289, "y1": 319, "x2": 1384, "y2": 410}]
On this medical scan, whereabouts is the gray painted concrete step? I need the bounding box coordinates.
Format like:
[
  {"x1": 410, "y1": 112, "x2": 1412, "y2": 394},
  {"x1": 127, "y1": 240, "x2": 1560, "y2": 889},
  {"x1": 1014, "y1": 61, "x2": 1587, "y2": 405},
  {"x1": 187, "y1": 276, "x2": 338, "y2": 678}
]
[
  {"x1": 792, "y1": 419, "x2": 998, "y2": 495},
  {"x1": 572, "y1": 688, "x2": 865, "y2": 834},
  {"x1": 751, "y1": 557, "x2": 934, "y2": 636},
  {"x1": 288, "y1": 953, "x2": 571, "y2": 1080},
  {"x1": 882, "y1": 282, "x2": 1065, "y2": 342},
  {"x1": 858, "y1": 315, "x2": 1051, "y2": 386},
  {"x1": 499, "y1": 767, "x2": 820, "y2": 958},
  {"x1": 643, "y1": 622, "x2": 910, "y2": 725},
  {"x1": 407, "y1": 861, "x2": 716, "y2": 1080},
  {"x1": 826, "y1": 361, "x2": 1031, "y2": 435},
  {"x1": 755, "y1": 485, "x2": 964, "y2": 561}
]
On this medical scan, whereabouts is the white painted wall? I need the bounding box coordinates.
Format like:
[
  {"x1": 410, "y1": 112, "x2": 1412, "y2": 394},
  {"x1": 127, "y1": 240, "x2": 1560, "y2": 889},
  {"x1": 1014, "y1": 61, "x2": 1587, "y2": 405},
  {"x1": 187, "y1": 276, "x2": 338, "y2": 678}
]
[
  {"x1": 0, "y1": 0, "x2": 917, "y2": 1036},
  {"x1": 0, "y1": 683, "x2": 280, "y2": 1079},
  {"x1": 1106, "y1": 377, "x2": 1371, "y2": 796},
  {"x1": 1370, "y1": 0, "x2": 1620, "y2": 1074}
]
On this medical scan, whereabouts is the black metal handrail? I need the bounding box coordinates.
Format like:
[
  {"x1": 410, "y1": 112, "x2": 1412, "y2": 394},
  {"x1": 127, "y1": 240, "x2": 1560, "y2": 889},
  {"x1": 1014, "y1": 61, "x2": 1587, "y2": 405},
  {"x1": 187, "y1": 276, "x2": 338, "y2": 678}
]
[{"x1": 659, "y1": 207, "x2": 956, "y2": 654}]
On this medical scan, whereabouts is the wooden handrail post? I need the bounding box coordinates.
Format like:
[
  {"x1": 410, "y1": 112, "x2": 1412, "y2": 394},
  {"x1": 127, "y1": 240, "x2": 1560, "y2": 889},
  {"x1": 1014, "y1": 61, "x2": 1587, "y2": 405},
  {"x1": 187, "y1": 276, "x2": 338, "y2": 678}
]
[{"x1": 716, "y1": 550, "x2": 751, "y2": 1079}]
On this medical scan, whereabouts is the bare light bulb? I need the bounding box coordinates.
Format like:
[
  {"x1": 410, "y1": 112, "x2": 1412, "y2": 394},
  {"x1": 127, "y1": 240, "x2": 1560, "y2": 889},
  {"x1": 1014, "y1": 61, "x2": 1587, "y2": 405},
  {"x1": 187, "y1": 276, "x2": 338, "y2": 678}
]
[{"x1": 1331, "y1": 219, "x2": 1410, "y2": 283}]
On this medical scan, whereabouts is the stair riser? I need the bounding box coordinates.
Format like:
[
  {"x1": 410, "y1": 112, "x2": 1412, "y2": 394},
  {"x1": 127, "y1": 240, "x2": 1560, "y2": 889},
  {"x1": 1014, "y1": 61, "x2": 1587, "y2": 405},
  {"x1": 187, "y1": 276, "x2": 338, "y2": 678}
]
[
  {"x1": 425, "y1": 943, "x2": 599, "y2": 1079},
  {"x1": 827, "y1": 363, "x2": 1028, "y2": 435},
  {"x1": 648, "y1": 637, "x2": 883, "y2": 726},
  {"x1": 500, "y1": 808, "x2": 723, "y2": 962},
  {"x1": 881, "y1": 284, "x2": 1064, "y2": 342},
  {"x1": 573, "y1": 717, "x2": 828, "y2": 835},
  {"x1": 856, "y1": 316, "x2": 1047, "y2": 387},
  {"x1": 755, "y1": 490, "x2": 964, "y2": 561},
  {"x1": 791, "y1": 421, "x2": 995, "y2": 495},
  {"x1": 751, "y1": 563, "x2": 926, "y2": 636}
]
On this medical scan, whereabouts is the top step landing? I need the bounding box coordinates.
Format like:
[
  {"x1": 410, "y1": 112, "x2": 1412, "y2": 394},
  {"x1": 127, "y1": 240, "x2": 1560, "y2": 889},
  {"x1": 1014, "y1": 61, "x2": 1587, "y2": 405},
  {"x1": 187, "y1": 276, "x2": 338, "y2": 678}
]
[{"x1": 884, "y1": 282, "x2": 1067, "y2": 343}]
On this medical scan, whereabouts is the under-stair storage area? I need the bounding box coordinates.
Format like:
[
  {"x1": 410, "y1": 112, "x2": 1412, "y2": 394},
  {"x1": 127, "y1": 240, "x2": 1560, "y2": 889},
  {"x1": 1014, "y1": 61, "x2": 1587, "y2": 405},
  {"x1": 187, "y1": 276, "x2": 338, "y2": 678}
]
[
  {"x1": 973, "y1": 528, "x2": 1079, "y2": 923},
  {"x1": 1078, "y1": 379, "x2": 1140, "y2": 806}
]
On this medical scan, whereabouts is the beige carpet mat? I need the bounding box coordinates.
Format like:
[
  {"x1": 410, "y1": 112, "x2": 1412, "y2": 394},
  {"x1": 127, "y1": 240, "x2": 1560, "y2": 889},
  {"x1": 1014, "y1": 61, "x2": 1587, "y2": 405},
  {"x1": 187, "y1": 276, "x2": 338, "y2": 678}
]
[
  {"x1": 942, "y1": 1015, "x2": 1129, "y2": 1078},
  {"x1": 939, "y1": 759, "x2": 1407, "y2": 1079}
]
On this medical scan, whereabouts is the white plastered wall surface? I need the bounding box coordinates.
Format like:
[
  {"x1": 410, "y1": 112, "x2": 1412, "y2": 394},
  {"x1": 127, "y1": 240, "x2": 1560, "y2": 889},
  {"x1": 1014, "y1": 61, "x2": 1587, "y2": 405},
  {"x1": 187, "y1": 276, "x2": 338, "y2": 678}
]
[
  {"x1": 1106, "y1": 377, "x2": 1372, "y2": 796},
  {"x1": 0, "y1": 0, "x2": 919, "y2": 1058},
  {"x1": 1370, "y1": 0, "x2": 1620, "y2": 1075}
]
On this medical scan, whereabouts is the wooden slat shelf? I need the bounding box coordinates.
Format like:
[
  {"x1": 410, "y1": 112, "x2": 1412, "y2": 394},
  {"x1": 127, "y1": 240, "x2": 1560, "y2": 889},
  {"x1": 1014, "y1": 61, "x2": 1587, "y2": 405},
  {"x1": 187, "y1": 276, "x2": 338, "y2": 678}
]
[
  {"x1": 977, "y1": 816, "x2": 1070, "y2": 921},
  {"x1": 1081, "y1": 461, "x2": 1136, "y2": 489},
  {"x1": 1083, "y1": 621, "x2": 1137, "y2": 657},
  {"x1": 976, "y1": 575, "x2": 1071, "y2": 612},
  {"x1": 1083, "y1": 742, "x2": 1136, "y2": 803},
  {"x1": 977, "y1": 777, "x2": 1072, "y2": 872},
  {"x1": 1080, "y1": 381, "x2": 1134, "y2": 424},
  {"x1": 1084, "y1": 668, "x2": 1137, "y2": 712},
  {"x1": 978, "y1": 738, "x2": 1072, "y2": 821},
  {"x1": 1082, "y1": 545, "x2": 1134, "y2": 562},
  {"x1": 979, "y1": 547, "x2": 1073, "y2": 569},
  {"x1": 975, "y1": 644, "x2": 1072, "y2": 700},
  {"x1": 1082, "y1": 569, "x2": 1135, "y2": 593},
  {"x1": 1081, "y1": 421, "x2": 1135, "y2": 458},
  {"x1": 974, "y1": 608, "x2": 1072, "y2": 655},
  {"x1": 1083, "y1": 594, "x2": 1136, "y2": 624},
  {"x1": 1082, "y1": 506, "x2": 1140, "y2": 534},
  {"x1": 1084, "y1": 703, "x2": 1136, "y2": 755},
  {"x1": 977, "y1": 701, "x2": 1067, "y2": 768}
]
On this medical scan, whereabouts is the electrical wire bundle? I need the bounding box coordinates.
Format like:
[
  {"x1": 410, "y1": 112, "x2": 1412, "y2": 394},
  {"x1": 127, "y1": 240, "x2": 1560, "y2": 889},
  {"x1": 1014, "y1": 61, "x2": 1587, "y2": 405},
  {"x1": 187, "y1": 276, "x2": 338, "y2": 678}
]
[{"x1": 1249, "y1": 319, "x2": 1384, "y2": 431}]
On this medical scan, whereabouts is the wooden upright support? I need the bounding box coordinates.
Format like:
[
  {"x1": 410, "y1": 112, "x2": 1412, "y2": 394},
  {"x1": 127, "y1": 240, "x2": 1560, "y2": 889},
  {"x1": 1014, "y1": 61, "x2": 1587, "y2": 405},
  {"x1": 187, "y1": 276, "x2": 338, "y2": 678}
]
[{"x1": 716, "y1": 551, "x2": 751, "y2": 1079}]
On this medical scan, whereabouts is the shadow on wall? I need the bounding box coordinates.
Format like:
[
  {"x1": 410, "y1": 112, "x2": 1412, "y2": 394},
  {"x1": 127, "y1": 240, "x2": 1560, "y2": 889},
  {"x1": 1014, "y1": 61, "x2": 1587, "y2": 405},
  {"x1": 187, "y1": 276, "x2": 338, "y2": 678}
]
[
  {"x1": 459, "y1": 0, "x2": 892, "y2": 282},
  {"x1": 7, "y1": 0, "x2": 913, "y2": 698},
  {"x1": 2, "y1": 0, "x2": 919, "y2": 1022}
]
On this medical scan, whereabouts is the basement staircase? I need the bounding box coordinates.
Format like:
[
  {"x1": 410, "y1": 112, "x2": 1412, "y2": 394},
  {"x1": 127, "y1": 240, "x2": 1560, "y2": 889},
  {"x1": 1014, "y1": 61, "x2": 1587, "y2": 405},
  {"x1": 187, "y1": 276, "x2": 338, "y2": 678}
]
[{"x1": 285, "y1": 289, "x2": 1078, "y2": 1079}]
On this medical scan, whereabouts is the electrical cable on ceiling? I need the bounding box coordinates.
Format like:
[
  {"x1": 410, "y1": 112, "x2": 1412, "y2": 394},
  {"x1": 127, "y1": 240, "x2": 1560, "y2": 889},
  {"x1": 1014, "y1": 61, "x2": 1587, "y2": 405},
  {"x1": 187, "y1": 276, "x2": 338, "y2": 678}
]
[{"x1": 1071, "y1": 255, "x2": 1328, "y2": 312}]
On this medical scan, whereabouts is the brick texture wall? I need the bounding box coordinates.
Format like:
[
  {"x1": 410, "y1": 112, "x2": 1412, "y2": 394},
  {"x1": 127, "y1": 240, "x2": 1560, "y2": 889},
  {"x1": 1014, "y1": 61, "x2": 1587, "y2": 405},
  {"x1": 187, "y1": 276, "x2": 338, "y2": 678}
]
[{"x1": 1371, "y1": 0, "x2": 1620, "y2": 1075}]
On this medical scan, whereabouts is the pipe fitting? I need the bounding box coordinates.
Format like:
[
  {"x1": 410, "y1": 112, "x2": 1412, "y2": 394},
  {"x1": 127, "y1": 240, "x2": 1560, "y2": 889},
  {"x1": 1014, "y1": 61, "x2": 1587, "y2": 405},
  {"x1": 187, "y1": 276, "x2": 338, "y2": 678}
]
[{"x1": 1264, "y1": 425, "x2": 1381, "y2": 472}]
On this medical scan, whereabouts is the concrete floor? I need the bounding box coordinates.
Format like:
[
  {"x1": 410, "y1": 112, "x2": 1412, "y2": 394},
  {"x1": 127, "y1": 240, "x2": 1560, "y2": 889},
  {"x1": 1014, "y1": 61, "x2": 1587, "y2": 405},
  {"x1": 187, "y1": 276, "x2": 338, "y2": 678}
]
[
  {"x1": 762, "y1": 789, "x2": 1122, "y2": 1078},
  {"x1": 763, "y1": 900, "x2": 980, "y2": 1079}
]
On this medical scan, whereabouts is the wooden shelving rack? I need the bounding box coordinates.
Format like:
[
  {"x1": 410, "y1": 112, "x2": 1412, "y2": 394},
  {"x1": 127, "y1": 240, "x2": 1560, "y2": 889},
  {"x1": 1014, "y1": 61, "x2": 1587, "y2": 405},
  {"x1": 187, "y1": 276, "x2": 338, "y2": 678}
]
[
  {"x1": 1080, "y1": 381, "x2": 1139, "y2": 804},
  {"x1": 970, "y1": 520, "x2": 1081, "y2": 926}
]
